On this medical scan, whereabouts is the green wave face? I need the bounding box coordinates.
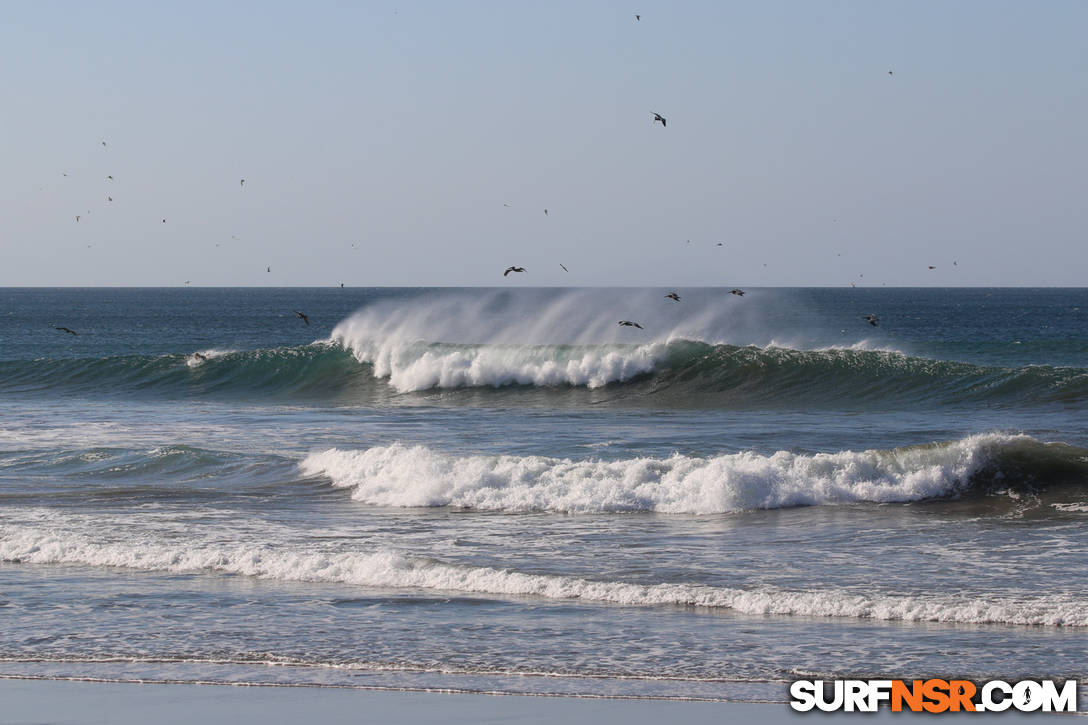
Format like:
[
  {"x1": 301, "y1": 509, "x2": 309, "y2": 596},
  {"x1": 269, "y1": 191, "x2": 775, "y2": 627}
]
[{"x1": 1, "y1": 340, "x2": 1085, "y2": 409}]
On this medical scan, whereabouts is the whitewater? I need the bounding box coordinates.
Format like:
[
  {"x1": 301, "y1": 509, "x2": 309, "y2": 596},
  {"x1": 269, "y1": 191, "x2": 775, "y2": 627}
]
[{"x1": 1, "y1": 287, "x2": 1086, "y2": 702}]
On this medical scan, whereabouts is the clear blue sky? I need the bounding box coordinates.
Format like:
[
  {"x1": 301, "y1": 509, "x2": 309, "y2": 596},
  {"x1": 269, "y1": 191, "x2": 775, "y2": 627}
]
[{"x1": 3, "y1": 0, "x2": 1086, "y2": 286}]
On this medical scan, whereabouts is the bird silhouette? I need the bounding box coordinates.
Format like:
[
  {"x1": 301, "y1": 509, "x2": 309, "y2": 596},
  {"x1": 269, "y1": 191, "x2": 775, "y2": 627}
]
[
  {"x1": 864, "y1": 314, "x2": 879, "y2": 327},
  {"x1": 55, "y1": 326, "x2": 78, "y2": 336},
  {"x1": 665, "y1": 292, "x2": 681, "y2": 302},
  {"x1": 560, "y1": 263, "x2": 568, "y2": 272},
  {"x1": 652, "y1": 112, "x2": 666, "y2": 128},
  {"x1": 729, "y1": 289, "x2": 745, "y2": 296},
  {"x1": 294, "y1": 310, "x2": 310, "y2": 325},
  {"x1": 618, "y1": 320, "x2": 644, "y2": 329},
  {"x1": 504, "y1": 266, "x2": 526, "y2": 276}
]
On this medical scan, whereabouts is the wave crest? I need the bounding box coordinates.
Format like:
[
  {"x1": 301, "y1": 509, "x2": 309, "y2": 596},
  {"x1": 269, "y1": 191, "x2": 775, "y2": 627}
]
[{"x1": 300, "y1": 434, "x2": 1087, "y2": 514}]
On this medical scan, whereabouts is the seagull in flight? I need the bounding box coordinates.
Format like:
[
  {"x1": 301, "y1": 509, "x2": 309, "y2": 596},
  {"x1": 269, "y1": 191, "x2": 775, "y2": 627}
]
[
  {"x1": 504, "y1": 266, "x2": 526, "y2": 276},
  {"x1": 665, "y1": 292, "x2": 681, "y2": 302},
  {"x1": 240, "y1": 179, "x2": 245, "y2": 187},
  {"x1": 635, "y1": 14, "x2": 640, "y2": 21},
  {"x1": 864, "y1": 314, "x2": 879, "y2": 327},
  {"x1": 294, "y1": 310, "x2": 310, "y2": 325},
  {"x1": 55, "y1": 326, "x2": 78, "y2": 336},
  {"x1": 559, "y1": 263, "x2": 568, "y2": 272},
  {"x1": 652, "y1": 112, "x2": 666, "y2": 128},
  {"x1": 618, "y1": 320, "x2": 644, "y2": 329},
  {"x1": 729, "y1": 288, "x2": 745, "y2": 296}
]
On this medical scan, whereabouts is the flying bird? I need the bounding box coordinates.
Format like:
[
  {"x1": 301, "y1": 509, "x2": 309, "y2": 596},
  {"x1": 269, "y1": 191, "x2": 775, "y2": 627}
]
[
  {"x1": 544, "y1": 209, "x2": 548, "y2": 216},
  {"x1": 652, "y1": 112, "x2": 666, "y2": 128},
  {"x1": 240, "y1": 179, "x2": 245, "y2": 187},
  {"x1": 928, "y1": 265, "x2": 936, "y2": 270},
  {"x1": 716, "y1": 242, "x2": 724, "y2": 246},
  {"x1": 729, "y1": 289, "x2": 745, "y2": 296},
  {"x1": 55, "y1": 326, "x2": 78, "y2": 336},
  {"x1": 107, "y1": 196, "x2": 113, "y2": 202},
  {"x1": 618, "y1": 320, "x2": 644, "y2": 329},
  {"x1": 162, "y1": 218, "x2": 166, "y2": 223},
  {"x1": 864, "y1": 314, "x2": 879, "y2": 327},
  {"x1": 635, "y1": 14, "x2": 640, "y2": 21},
  {"x1": 106, "y1": 175, "x2": 113, "y2": 180},
  {"x1": 560, "y1": 263, "x2": 568, "y2": 272},
  {"x1": 75, "y1": 215, "x2": 80, "y2": 222},
  {"x1": 665, "y1": 292, "x2": 681, "y2": 302},
  {"x1": 101, "y1": 141, "x2": 107, "y2": 147},
  {"x1": 294, "y1": 310, "x2": 310, "y2": 325},
  {"x1": 504, "y1": 266, "x2": 526, "y2": 276},
  {"x1": 267, "y1": 266, "x2": 271, "y2": 273}
]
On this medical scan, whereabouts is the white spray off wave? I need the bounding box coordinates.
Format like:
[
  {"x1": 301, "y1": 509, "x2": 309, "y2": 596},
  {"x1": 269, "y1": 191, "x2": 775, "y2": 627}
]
[
  {"x1": 300, "y1": 433, "x2": 1025, "y2": 514},
  {"x1": 327, "y1": 288, "x2": 784, "y2": 392},
  {"x1": 2, "y1": 520, "x2": 1083, "y2": 627}
]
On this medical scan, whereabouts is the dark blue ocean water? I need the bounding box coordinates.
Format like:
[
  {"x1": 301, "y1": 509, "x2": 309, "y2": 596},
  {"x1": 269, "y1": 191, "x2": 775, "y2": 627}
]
[{"x1": 1, "y1": 287, "x2": 1086, "y2": 701}]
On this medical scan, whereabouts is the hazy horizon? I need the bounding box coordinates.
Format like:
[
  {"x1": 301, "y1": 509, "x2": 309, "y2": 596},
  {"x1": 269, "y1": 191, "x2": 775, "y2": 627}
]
[{"x1": 4, "y1": 1, "x2": 1086, "y2": 287}]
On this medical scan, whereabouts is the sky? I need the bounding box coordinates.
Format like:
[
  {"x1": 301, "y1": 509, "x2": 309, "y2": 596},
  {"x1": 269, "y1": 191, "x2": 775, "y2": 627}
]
[{"x1": 2, "y1": 0, "x2": 1087, "y2": 287}]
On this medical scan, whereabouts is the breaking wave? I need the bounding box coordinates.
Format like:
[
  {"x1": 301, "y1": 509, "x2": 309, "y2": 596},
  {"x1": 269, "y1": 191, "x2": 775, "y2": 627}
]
[
  {"x1": 1, "y1": 342, "x2": 1085, "y2": 409},
  {"x1": 1, "y1": 525, "x2": 1083, "y2": 627},
  {"x1": 300, "y1": 434, "x2": 1088, "y2": 514}
]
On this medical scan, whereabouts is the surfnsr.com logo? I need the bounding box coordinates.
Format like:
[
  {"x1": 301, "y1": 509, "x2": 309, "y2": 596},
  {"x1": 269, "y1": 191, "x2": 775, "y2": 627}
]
[{"x1": 789, "y1": 679, "x2": 1078, "y2": 713}]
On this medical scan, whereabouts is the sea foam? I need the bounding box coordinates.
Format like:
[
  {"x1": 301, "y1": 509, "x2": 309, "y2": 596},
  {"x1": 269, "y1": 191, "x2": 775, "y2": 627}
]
[
  {"x1": 2, "y1": 524, "x2": 1082, "y2": 627},
  {"x1": 298, "y1": 434, "x2": 1027, "y2": 514}
]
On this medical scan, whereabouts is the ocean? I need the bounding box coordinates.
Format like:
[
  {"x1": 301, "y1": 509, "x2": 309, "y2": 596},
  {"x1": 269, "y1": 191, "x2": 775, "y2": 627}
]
[{"x1": 1, "y1": 287, "x2": 1086, "y2": 703}]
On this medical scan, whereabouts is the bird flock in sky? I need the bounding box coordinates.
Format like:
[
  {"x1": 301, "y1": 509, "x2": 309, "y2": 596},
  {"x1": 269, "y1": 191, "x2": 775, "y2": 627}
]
[
  {"x1": 47, "y1": 13, "x2": 938, "y2": 339},
  {"x1": 494, "y1": 14, "x2": 912, "y2": 333}
]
